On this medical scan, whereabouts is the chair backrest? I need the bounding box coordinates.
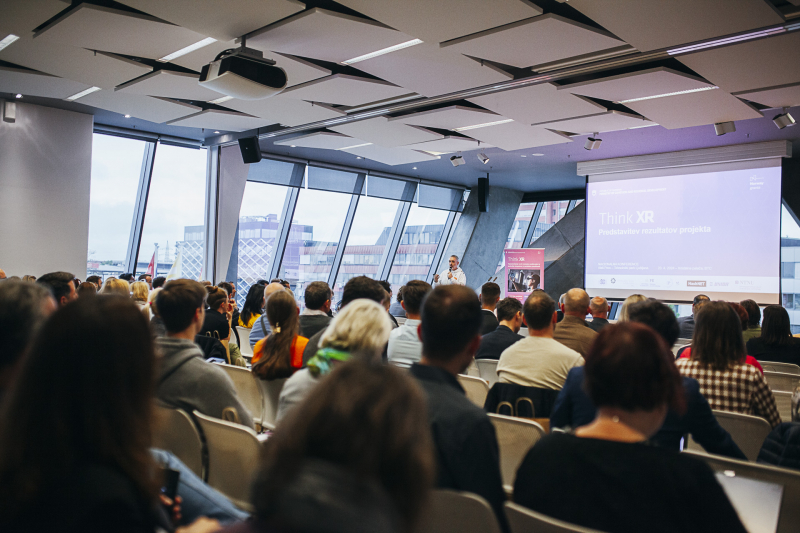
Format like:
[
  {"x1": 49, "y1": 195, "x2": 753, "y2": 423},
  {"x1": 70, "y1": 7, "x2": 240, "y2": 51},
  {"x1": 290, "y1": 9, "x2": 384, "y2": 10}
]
[
  {"x1": 484, "y1": 382, "x2": 560, "y2": 419},
  {"x1": 217, "y1": 363, "x2": 264, "y2": 429},
  {"x1": 488, "y1": 414, "x2": 545, "y2": 493},
  {"x1": 505, "y1": 502, "x2": 604, "y2": 533},
  {"x1": 153, "y1": 405, "x2": 205, "y2": 480},
  {"x1": 761, "y1": 362, "x2": 800, "y2": 375},
  {"x1": 236, "y1": 327, "x2": 252, "y2": 356},
  {"x1": 192, "y1": 410, "x2": 262, "y2": 509},
  {"x1": 256, "y1": 376, "x2": 287, "y2": 431},
  {"x1": 465, "y1": 358, "x2": 481, "y2": 377},
  {"x1": 763, "y1": 371, "x2": 800, "y2": 393},
  {"x1": 476, "y1": 359, "x2": 500, "y2": 387},
  {"x1": 457, "y1": 374, "x2": 490, "y2": 408},
  {"x1": 712, "y1": 410, "x2": 772, "y2": 461},
  {"x1": 773, "y1": 391, "x2": 793, "y2": 422},
  {"x1": 415, "y1": 490, "x2": 502, "y2": 533},
  {"x1": 684, "y1": 450, "x2": 800, "y2": 533}
]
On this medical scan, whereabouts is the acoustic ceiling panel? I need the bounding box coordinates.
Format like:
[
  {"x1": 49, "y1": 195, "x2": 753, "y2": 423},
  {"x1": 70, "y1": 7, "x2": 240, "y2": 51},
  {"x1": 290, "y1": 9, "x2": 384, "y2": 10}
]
[
  {"x1": 330, "y1": 117, "x2": 443, "y2": 147},
  {"x1": 559, "y1": 67, "x2": 713, "y2": 103},
  {"x1": 462, "y1": 122, "x2": 572, "y2": 151},
  {"x1": 0, "y1": 0, "x2": 69, "y2": 35},
  {"x1": 77, "y1": 91, "x2": 201, "y2": 123},
  {"x1": 467, "y1": 82, "x2": 606, "y2": 125},
  {"x1": 406, "y1": 135, "x2": 484, "y2": 153},
  {"x1": 391, "y1": 105, "x2": 500, "y2": 130},
  {"x1": 623, "y1": 90, "x2": 763, "y2": 129},
  {"x1": 115, "y1": 70, "x2": 224, "y2": 101},
  {"x1": 33, "y1": 3, "x2": 208, "y2": 60},
  {"x1": 678, "y1": 32, "x2": 800, "y2": 94},
  {"x1": 735, "y1": 83, "x2": 800, "y2": 109},
  {"x1": 441, "y1": 14, "x2": 625, "y2": 69},
  {"x1": 117, "y1": 0, "x2": 306, "y2": 41},
  {"x1": 166, "y1": 109, "x2": 266, "y2": 131},
  {"x1": 280, "y1": 74, "x2": 411, "y2": 107},
  {"x1": 0, "y1": 65, "x2": 90, "y2": 99},
  {"x1": 342, "y1": 144, "x2": 440, "y2": 166},
  {"x1": 221, "y1": 97, "x2": 345, "y2": 127},
  {"x1": 353, "y1": 42, "x2": 513, "y2": 97},
  {"x1": 333, "y1": 0, "x2": 543, "y2": 43},
  {"x1": 246, "y1": 8, "x2": 413, "y2": 65},
  {"x1": 565, "y1": 0, "x2": 784, "y2": 52},
  {"x1": 0, "y1": 35, "x2": 153, "y2": 89},
  {"x1": 274, "y1": 132, "x2": 358, "y2": 150},
  {"x1": 533, "y1": 110, "x2": 654, "y2": 134}
]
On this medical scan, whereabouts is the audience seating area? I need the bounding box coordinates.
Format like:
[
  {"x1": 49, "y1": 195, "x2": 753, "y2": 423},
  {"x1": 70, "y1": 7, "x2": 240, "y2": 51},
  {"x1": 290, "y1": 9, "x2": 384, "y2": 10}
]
[
  {"x1": 686, "y1": 411, "x2": 774, "y2": 462},
  {"x1": 764, "y1": 371, "x2": 800, "y2": 392},
  {"x1": 488, "y1": 414, "x2": 546, "y2": 494}
]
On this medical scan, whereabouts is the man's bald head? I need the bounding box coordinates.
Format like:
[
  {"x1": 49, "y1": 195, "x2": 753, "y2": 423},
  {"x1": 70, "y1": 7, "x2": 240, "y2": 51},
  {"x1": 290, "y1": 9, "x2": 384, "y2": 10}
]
[
  {"x1": 589, "y1": 296, "x2": 609, "y2": 318},
  {"x1": 563, "y1": 288, "x2": 590, "y2": 315},
  {"x1": 264, "y1": 282, "x2": 285, "y2": 302}
]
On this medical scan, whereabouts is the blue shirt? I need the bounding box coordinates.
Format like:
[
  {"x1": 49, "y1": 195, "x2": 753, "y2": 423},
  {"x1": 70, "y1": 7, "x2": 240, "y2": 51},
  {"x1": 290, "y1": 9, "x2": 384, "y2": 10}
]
[{"x1": 248, "y1": 314, "x2": 271, "y2": 349}]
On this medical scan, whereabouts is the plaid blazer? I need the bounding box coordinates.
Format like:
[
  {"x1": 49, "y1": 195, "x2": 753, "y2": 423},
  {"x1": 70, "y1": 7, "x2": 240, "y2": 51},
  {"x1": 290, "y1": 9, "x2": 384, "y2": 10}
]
[{"x1": 676, "y1": 358, "x2": 781, "y2": 428}]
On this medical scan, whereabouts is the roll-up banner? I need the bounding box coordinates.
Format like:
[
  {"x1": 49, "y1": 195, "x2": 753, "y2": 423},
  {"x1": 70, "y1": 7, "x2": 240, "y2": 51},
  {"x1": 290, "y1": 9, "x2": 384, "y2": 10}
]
[{"x1": 505, "y1": 248, "x2": 545, "y2": 303}]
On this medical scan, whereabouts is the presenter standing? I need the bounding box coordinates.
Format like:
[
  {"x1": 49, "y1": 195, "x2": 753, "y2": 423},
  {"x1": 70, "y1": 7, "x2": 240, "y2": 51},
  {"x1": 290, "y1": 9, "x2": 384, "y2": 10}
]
[{"x1": 434, "y1": 255, "x2": 466, "y2": 286}]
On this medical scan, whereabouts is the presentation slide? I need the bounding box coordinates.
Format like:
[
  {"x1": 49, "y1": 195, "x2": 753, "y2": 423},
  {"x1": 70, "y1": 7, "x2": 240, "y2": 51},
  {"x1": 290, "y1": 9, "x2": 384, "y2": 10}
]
[{"x1": 585, "y1": 165, "x2": 781, "y2": 304}]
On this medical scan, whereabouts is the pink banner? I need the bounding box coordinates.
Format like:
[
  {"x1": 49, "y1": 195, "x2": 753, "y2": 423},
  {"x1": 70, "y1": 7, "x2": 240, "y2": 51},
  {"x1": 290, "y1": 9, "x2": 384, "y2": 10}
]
[{"x1": 505, "y1": 248, "x2": 544, "y2": 303}]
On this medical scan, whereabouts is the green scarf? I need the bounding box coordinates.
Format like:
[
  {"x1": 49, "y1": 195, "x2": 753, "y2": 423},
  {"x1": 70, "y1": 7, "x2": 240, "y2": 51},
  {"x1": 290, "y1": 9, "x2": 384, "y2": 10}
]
[{"x1": 307, "y1": 347, "x2": 350, "y2": 377}]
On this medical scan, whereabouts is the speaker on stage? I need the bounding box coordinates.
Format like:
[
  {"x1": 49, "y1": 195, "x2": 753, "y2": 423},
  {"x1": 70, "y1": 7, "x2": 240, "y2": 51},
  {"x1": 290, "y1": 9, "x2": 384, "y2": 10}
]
[
  {"x1": 478, "y1": 177, "x2": 489, "y2": 212},
  {"x1": 238, "y1": 136, "x2": 262, "y2": 164}
]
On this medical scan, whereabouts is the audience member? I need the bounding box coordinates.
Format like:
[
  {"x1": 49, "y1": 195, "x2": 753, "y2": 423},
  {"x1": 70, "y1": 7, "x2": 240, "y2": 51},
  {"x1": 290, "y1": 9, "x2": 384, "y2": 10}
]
[
  {"x1": 378, "y1": 280, "x2": 399, "y2": 328},
  {"x1": 498, "y1": 291, "x2": 583, "y2": 390},
  {"x1": 553, "y1": 288, "x2": 597, "y2": 356},
  {"x1": 676, "y1": 301, "x2": 780, "y2": 427},
  {"x1": 475, "y1": 297, "x2": 525, "y2": 360},
  {"x1": 243, "y1": 362, "x2": 434, "y2": 533},
  {"x1": 132, "y1": 281, "x2": 149, "y2": 310},
  {"x1": 410, "y1": 285, "x2": 508, "y2": 531},
  {"x1": 6, "y1": 276, "x2": 21, "y2": 282},
  {"x1": 587, "y1": 296, "x2": 610, "y2": 332},
  {"x1": 479, "y1": 282, "x2": 501, "y2": 335},
  {"x1": 299, "y1": 281, "x2": 333, "y2": 338},
  {"x1": 22, "y1": 274, "x2": 37, "y2": 283},
  {"x1": 556, "y1": 293, "x2": 565, "y2": 322},
  {"x1": 252, "y1": 290, "x2": 307, "y2": 381},
  {"x1": 152, "y1": 276, "x2": 167, "y2": 289},
  {"x1": 217, "y1": 281, "x2": 240, "y2": 342},
  {"x1": 551, "y1": 300, "x2": 745, "y2": 459},
  {"x1": 740, "y1": 299, "x2": 762, "y2": 342},
  {"x1": 37, "y1": 271, "x2": 77, "y2": 306},
  {"x1": 514, "y1": 322, "x2": 746, "y2": 533},
  {"x1": 0, "y1": 268, "x2": 5, "y2": 279},
  {"x1": 85, "y1": 275, "x2": 100, "y2": 288},
  {"x1": 137, "y1": 273, "x2": 152, "y2": 288},
  {"x1": 101, "y1": 277, "x2": 131, "y2": 297},
  {"x1": 0, "y1": 281, "x2": 56, "y2": 397},
  {"x1": 248, "y1": 282, "x2": 286, "y2": 349},
  {"x1": 0, "y1": 296, "x2": 222, "y2": 532},
  {"x1": 277, "y1": 299, "x2": 391, "y2": 420},
  {"x1": 302, "y1": 276, "x2": 386, "y2": 363},
  {"x1": 200, "y1": 286, "x2": 232, "y2": 342},
  {"x1": 617, "y1": 293, "x2": 647, "y2": 322},
  {"x1": 389, "y1": 286, "x2": 406, "y2": 318},
  {"x1": 271, "y1": 278, "x2": 291, "y2": 290},
  {"x1": 747, "y1": 305, "x2": 800, "y2": 365},
  {"x1": 155, "y1": 279, "x2": 253, "y2": 428},
  {"x1": 758, "y1": 422, "x2": 800, "y2": 471},
  {"x1": 120, "y1": 273, "x2": 134, "y2": 282},
  {"x1": 77, "y1": 281, "x2": 97, "y2": 298},
  {"x1": 238, "y1": 283, "x2": 264, "y2": 328},
  {"x1": 387, "y1": 280, "x2": 433, "y2": 365},
  {"x1": 677, "y1": 294, "x2": 710, "y2": 338}
]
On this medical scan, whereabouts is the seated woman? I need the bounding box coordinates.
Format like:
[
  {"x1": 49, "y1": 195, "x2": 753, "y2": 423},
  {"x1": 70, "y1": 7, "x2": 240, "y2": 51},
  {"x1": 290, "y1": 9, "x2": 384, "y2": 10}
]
[
  {"x1": 616, "y1": 293, "x2": 646, "y2": 321},
  {"x1": 277, "y1": 299, "x2": 392, "y2": 420},
  {"x1": 747, "y1": 305, "x2": 800, "y2": 366},
  {"x1": 224, "y1": 362, "x2": 434, "y2": 533},
  {"x1": 515, "y1": 322, "x2": 747, "y2": 533},
  {"x1": 677, "y1": 301, "x2": 780, "y2": 427},
  {"x1": 132, "y1": 281, "x2": 150, "y2": 313},
  {"x1": 238, "y1": 284, "x2": 264, "y2": 328},
  {"x1": 252, "y1": 290, "x2": 307, "y2": 380}
]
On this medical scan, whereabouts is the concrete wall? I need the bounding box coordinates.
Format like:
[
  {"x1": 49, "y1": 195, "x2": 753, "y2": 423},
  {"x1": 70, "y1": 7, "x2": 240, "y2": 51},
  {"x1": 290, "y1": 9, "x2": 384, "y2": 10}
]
[
  {"x1": 530, "y1": 202, "x2": 586, "y2": 301},
  {"x1": 0, "y1": 102, "x2": 93, "y2": 278}
]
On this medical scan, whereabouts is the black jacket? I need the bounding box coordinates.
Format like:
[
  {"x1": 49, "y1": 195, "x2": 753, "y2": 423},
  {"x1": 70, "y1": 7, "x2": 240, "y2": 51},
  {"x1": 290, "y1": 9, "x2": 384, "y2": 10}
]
[
  {"x1": 476, "y1": 325, "x2": 524, "y2": 360},
  {"x1": 747, "y1": 337, "x2": 800, "y2": 366},
  {"x1": 758, "y1": 422, "x2": 800, "y2": 471},
  {"x1": 299, "y1": 314, "x2": 331, "y2": 340},
  {"x1": 587, "y1": 317, "x2": 610, "y2": 332},
  {"x1": 480, "y1": 310, "x2": 499, "y2": 336}
]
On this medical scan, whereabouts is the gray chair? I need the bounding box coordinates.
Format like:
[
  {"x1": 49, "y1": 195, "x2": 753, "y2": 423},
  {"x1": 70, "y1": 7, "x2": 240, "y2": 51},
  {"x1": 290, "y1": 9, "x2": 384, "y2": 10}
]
[
  {"x1": 761, "y1": 361, "x2": 800, "y2": 375},
  {"x1": 236, "y1": 326, "x2": 252, "y2": 356},
  {"x1": 256, "y1": 376, "x2": 287, "y2": 430},
  {"x1": 465, "y1": 358, "x2": 481, "y2": 377},
  {"x1": 773, "y1": 390, "x2": 793, "y2": 422},
  {"x1": 488, "y1": 414, "x2": 545, "y2": 494},
  {"x1": 764, "y1": 371, "x2": 800, "y2": 393},
  {"x1": 457, "y1": 374, "x2": 490, "y2": 408},
  {"x1": 505, "y1": 502, "x2": 605, "y2": 533},
  {"x1": 193, "y1": 411, "x2": 261, "y2": 510},
  {"x1": 476, "y1": 359, "x2": 500, "y2": 387},
  {"x1": 712, "y1": 410, "x2": 772, "y2": 461},
  {"x1": 152, "y1": 405, "x2": 205, "y2": 480},
  {"x1": 416, "y1": 490, "x2": 501, "y2": 533},
  {"x1": 217, "y1": 363, "x2": 264, "y2": 430}
]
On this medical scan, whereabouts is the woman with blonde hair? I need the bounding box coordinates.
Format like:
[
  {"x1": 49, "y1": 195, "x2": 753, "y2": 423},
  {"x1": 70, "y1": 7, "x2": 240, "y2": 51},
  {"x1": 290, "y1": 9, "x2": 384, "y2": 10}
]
[
  {"x1": 617, "y1": 294, "x2": 647, "y2": 322},
  {"x1": 101, "y1": 277, "x2": 131, "y2": 297},
  {"x1": 131, "y1": 281, "x2": 149, "y2": 313}
]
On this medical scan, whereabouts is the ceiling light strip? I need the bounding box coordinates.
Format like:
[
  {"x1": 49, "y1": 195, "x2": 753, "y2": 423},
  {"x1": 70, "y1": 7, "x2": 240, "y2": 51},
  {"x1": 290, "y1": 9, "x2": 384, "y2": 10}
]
[
  {"x1": 341, "y1": 39, "x2": 423, "y2": 65},
  {"x1": 158, "y1": 37, "x2": 217, "y2": 63},
  {"x1": 209, "y1": 95, "x2": 233, "y2": 104},
  {"x1": 616, "y1": 86, "x2": 718, "y2": 104},
  {"x1": 454, "y1": 119, "x2": 514, "y2": 132},
  {"x1": 64, "y1": 86, "x2": 102, "y2": 101},
  {"x1": 338, "y1": 142, "x2": 373, "y2": 150},
  {"x1": 666, "y1": 27, "x2": 785, "y2": 55},
  {"x1": 0, "y1": 34, "x2": 19, "y2": 52}
]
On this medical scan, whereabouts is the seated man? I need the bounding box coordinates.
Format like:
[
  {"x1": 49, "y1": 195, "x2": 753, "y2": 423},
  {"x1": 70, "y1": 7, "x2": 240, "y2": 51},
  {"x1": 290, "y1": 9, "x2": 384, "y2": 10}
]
[
  {"x1": 476, "y1": 297, "x2": 525, "y2": 360},
  {"x1": 479, "y1": 282, "x2": 501, "y2": 335},
  {"x1": 37, "y1": 271, "x2": 78, "y2": 307},
  {"x1": 248, "y1": 282, "x2": 285, "y2": 349},
  {"x1": 155, "y1": 279, "x2": 253, "y2": 428},
  {"x1": 497, "y1": 291, "x2": 583, "y2": 390},
  {"x1": 553, "y1": 288, "x2": 597, "y2": 357},
  {"x1": 299, "y1": 281, "x2": 332, "y2": 339},
  {"x1": 677, "y1": 294, "x2": 710, "y2": 339},
  {"x1": 410, "y1": 285, "x2": 508, "y2": 532},
  {"x1": 378, "y1": 280, "x2": 399, "y2": 328},
  {"x1": 587, "y1": 296, "x2": 610, "y2": 332},
  {"x1": 388, "y1": 286, "x2": 406, "y2": 318},
  {"x1": 387, "y1": 280, "x2": 432, "y2": 364}
]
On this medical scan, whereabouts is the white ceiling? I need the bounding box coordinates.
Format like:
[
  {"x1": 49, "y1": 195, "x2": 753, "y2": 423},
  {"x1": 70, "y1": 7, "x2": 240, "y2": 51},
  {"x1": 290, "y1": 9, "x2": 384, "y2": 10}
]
[
  {"x1": 221, "y1": 97, "x2": 345, "y2": 127},
  {"x1": 280, "y1": 74, "x2": 411, "y2": 107},
  {"x1": 116, "y1": 70, "x2": 224, "y2": 101},
  {"x1": 462, "y1": 121, "x2": 573, "y2": 151},
  {"x1": 407, "y1": 135, "x2": 485, "y2": 153},
  {"x1": 76, "y1": 91, "x2": 201, "y2": 123},
  {"x1": 330, "y1": 117, "x2": 444, "y2": 148},
  {"x1": 391, "y1": 105, "x2": 500, "y2": 130},
  {"x1": 559, "y1": 67, "x2": 712, "y2": 103},
  {"x1": 623, "y1": 90, "x2": 763, "y2": 129},
  {"x1": 166, "y1": 109, "x2": 265, "y2": 131},
  {"x1": 274, "y1": 131, "x2": 359, "y2": 150},
  {"x1": 0, "y1": 65, "x2": 89, "y2": 99},
  {"x1": 0, "y1": 0, "x2": 70, "y2": 35},
  {"x1": 533, "y1": 110, "x2": 654, "y2": 134},
  {"x1": 342, "y1": 144, "x2": 441, "y2": 166},
  {"x1": 736, "y1": 83, "x2": 800, "y2": 109}
]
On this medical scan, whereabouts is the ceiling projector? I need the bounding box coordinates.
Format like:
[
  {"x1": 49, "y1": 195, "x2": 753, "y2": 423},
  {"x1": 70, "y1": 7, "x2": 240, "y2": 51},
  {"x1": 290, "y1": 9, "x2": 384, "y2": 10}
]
[{"x1": 199, "y1": 47, "x2": 287, "y2": 100}]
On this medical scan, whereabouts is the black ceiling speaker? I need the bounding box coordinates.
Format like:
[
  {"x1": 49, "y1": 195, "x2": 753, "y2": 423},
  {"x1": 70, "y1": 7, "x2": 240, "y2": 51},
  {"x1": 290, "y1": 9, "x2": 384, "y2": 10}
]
[
  {"x1": 238, "y1": 136, "x2": 262, "y2": 164},
  {"x1": 478, "y1": 177, "x2": 489, "y2": 212}
]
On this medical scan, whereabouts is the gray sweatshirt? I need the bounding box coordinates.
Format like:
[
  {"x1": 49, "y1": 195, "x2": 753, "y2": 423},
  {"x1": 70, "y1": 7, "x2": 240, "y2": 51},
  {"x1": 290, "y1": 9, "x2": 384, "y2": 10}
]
[{"x1": 155, "y1": 336, "x2": 254, "y2": 429}]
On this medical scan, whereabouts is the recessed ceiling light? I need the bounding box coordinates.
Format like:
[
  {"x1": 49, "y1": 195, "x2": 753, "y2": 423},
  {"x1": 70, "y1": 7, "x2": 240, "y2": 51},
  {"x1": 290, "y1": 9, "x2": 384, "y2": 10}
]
[
  {"x1": 124, "y1": 114, "x2": 131, "y2": 118},
  {"x1": 454, "y1": 119, "x2": 514, "y2": 132},
  {"x1": 341, "y1": 39, "x2": 423, "y2": 65},
  {"x1": 208, "y1": 95, "x2": 233, "y2": 104},
  {"x1": 356, "y1": 156, "x2": 363, "y2": 159},
  {"x1": 412, "y1": 167, "x2": 417, "y2": 170},
  {"x1": 64, "y1": 86, "x2": 101, "y2": 102},
  {"x1": 616, "y1": 86, "x2": 717, "y2": 104},
  {"x1": 521, "y1": 155, "x2": 526, "y2": 157},
  {"x1": 531, "y1": 153, "x2": 544, "y2": 156},
  {"x1": 0, "y1": 34, "x2": 20, "y2": 52},
  {"x1": 158, "y1": 37, "x2": 217, "y2": 62},
  {"x1": 214, "y1": 131, "x2": 220, "y2": 134},
  {"x1": 15, "y1": 93, "x2": 22, "y2": 99},
  {"x1": 338, "y1": 142, "x2": 372, "y2": 151}
]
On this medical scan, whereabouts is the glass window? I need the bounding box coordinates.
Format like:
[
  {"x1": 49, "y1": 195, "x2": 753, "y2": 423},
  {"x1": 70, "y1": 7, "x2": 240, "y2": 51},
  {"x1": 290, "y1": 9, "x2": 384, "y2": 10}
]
[
  {"x1": 137, "y1": 144, "x2": 207, "y2": 279},
  {"x1": 781, "y1": 205, "x2": 800, "y2": 332},
  {"x1": 87, "y1": 134, "x2": 148, "y2": 281},
  {"x1": 388, "y1": 204, "x2": 448, "y2": 294},
  {"x1": 530, "y1": 200, "x2": 570, "y2": 243},
  {"x1": 333, "y1": 196, "x2": 401, "y2": 305},
  {"x1": 277, "y1": 188, "x2": 351, "y2": 310},
  {"x1": 496, "y1": 202, "x2": 538, "y2": 274}
]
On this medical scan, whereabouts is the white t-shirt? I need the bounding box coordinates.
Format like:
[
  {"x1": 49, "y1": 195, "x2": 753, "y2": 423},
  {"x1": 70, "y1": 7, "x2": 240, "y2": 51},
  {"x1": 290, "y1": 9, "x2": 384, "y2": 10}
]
[
  {"x1": 497, "y1": 336, "x2": 584, "y2": 390},
  {"x1": 436, "y1": 267, "x2": 466, "y2": 286}
]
